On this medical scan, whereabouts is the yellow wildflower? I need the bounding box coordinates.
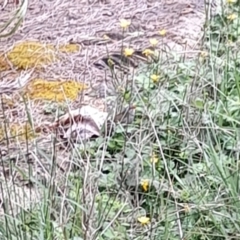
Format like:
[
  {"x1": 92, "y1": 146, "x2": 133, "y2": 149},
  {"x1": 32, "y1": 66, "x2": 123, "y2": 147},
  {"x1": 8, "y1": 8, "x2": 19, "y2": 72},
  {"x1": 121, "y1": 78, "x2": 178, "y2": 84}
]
[
  {"x1": 150, "y1": 153, "x2": 159, "y2": 164},
  {"x1": 141, "y1": 179, "x2": 149, "y2": 192},
  {"x1": 227, "y1": 0, "x2": 237, "y2": 3},
  {"x1": 159, "y1": 29, "x2": 167, "y2": 36},
  {"x1": 120, "y1": 19, "x2": 131, "y2": 29},
  {"x1": 227, "y1": 13, "x2": 237, "y2": 21},
  {"x1": 107, "y1": 58, "x2": 115, "y2": 67},
  {"x1": 150, "y1": 74, "x2": 160, "y2": 83},
  {"x1": 123, "y1": 47, "x2": 134, "y2": 57},
  {"x1": 142, "y1": 49, "x2": 155, "y2": 57},
  {"x1": 227, "y1": 40, "x2": 234, "y2": 46},
  {"x1": 149, "y1": 38, "x2": 158, "y2": 46},
  {"x1": 200, "y1": 51, "x2": 208, "y2": 58},
  {"x1": 138, "y1": 216, "x2": 150, "y2": 225},
  {"x1": 184, "y1": 204, "x2": 191, "y2": 213}
]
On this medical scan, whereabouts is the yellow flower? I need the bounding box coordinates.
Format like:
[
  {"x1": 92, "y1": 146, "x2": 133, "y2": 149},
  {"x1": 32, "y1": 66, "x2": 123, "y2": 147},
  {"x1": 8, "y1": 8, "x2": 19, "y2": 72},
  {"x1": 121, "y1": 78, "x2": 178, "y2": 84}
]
[
  {"x1": 120, "y1": 19, "x2": 131, "y2": 29},
  {"x1": 107, "y1": 58, "x2": 114, "y2": 67},
  {"x1": 150, "y1": 74, "x2": 160, "y2": 83},
  {"x1": 138, "y1": 216, "x2": 150, "y2": 225},
  {"x1": 227, "y1": 0, "x2": 237, "y2": 3},
  {"x1": 149, "y1": 38, "x2": 158, "y2": 46},
  {"x1": 150, "y1": 153, "x2": 159, "y2": 164},
  {"x1": 141, "y1": 179, "x2": 149, "y2": 192},
  {"x1": 159, "y1": 29, "x2": 167, "y2": 36},
  {"x1": 123, "y1": 47, "x2": 134, "y2": 57},
  {"x1": 200, "y1": 51, "x2": 208, "y2": 58},
  {"x1": 227, "y1": 40, "x2": 234, "y2": 46},
  {"x1": 142, "y1": 49, "x2": 155, "y2": 57},
  {"x1": 227, "y1": 13, "x2": 237, "y2": 21},
  {"x1": 184, "y1": 204, "x2": 191, "y2": 213}
]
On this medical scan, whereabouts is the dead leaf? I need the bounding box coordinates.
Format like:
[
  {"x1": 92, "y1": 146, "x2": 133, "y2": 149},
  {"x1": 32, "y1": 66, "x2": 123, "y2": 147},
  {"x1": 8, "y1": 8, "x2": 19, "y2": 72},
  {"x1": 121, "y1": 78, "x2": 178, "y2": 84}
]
[
  {"x1": 63, "y1": 116, "x2": 101, "y2": 141},
  {"x1": 51, "y1": 105, "x2": 108, "y2": 142}
]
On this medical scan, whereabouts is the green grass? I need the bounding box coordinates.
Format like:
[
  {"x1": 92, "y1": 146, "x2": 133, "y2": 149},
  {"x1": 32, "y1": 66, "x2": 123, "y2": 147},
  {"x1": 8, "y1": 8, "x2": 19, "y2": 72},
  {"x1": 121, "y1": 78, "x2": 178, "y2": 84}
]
[{"x1": 2, "y1": 1, "x2": 240, "y2": 240}]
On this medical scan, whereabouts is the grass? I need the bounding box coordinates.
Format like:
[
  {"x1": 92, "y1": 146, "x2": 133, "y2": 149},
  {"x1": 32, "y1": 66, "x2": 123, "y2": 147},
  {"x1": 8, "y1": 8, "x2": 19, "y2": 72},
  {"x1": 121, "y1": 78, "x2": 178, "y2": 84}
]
[{"x1": 1, "y1": 1, "x2": 240, "y2": 240}]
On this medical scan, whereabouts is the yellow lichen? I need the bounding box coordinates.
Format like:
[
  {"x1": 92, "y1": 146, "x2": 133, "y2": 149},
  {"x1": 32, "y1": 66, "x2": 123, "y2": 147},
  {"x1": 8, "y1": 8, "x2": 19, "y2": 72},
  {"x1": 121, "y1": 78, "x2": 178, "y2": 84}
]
[
  {"x1": 6, "y1": 41, "x2": 81, "y2": 70},
  {"x1": 0, "y1": 53, "x2": 11, "y2": 71},
  {"x1": 7, "y1": 41, "x2": 57, "y2": 69},
  {"x1": 58, "y1": 43, "x2": 80, "y2": 53},
  {"x1": 0, "y1": 123, "x2": 36, "y2": 142},
  {"x1": 0, "y1": 94, "x2": 16, "y2": 108},
  {"x1": 24, "y1": 78, "x2": 88, "y2": 102}
]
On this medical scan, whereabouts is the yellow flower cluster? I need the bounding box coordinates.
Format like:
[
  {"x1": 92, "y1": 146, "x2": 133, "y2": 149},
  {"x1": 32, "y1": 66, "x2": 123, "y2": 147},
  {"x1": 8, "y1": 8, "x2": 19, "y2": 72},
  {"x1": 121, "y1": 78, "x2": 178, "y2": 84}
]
[{"x1": 120, "y1": 19, "x2": 166, "y2": 60}]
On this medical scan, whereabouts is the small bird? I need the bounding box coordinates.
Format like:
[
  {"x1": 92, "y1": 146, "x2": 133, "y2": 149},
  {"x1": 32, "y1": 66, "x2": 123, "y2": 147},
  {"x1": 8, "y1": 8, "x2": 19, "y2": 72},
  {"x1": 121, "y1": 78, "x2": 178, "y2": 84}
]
[{"x1": 104, "y1": 104, "x2": 136, "y2": 136}]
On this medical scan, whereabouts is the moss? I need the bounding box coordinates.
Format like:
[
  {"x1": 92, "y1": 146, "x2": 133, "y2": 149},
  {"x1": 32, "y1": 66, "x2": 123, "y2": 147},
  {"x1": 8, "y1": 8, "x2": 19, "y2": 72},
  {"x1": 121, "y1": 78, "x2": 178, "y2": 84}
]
[{"x1": 23, "y1": 78, "x2": 88, "y2": 102}]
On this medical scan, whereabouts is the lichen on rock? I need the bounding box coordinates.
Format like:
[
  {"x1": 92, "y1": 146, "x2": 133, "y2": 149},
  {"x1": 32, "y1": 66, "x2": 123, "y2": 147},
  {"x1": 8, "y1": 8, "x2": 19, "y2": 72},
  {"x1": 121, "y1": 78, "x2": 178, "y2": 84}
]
[{"x1": 23, "y1": 78, "x2": 88, "y2": 102}]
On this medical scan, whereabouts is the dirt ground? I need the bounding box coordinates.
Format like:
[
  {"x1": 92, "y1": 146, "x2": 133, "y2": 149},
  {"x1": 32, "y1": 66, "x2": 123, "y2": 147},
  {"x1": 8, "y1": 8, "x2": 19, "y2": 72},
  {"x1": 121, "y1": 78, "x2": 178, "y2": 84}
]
[
  {"x1": 0, "y1": 0, "x2": 219, "y2": 215},
  {"x1": 1, "y1": 0, "x2": 216, "y2": 82}
]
